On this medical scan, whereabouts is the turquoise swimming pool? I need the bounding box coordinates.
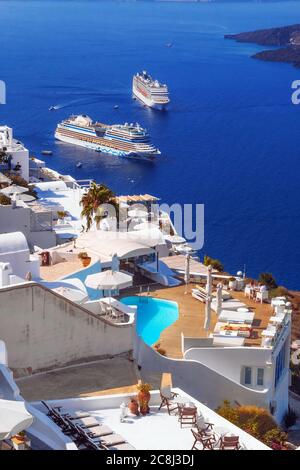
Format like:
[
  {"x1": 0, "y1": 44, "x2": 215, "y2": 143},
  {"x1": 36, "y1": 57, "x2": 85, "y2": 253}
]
[{"x1": 121, "y1": 296, "x2": 179, "y2": 346}]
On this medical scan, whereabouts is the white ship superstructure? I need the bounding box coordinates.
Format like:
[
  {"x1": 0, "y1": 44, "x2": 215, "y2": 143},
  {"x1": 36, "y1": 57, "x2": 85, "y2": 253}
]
[
  {"x1": 55, "y1": 115, "x2": 160, "y2": 160},
  {"x1": 132, "y1": 71, "x2": 170, "y2": 109}
]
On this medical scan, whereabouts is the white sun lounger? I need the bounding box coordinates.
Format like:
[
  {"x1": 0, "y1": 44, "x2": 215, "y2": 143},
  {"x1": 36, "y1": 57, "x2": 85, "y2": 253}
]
[
  {"x1": 211, "y1": 300, "x2": 247, "y2": 311},
  {"x1": 218, "y1": 310, "x2": 254, "y2": 324}
]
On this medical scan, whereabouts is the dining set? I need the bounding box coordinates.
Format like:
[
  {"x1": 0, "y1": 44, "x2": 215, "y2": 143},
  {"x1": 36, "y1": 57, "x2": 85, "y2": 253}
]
[{"x1": 159, "y1": 389, "x2": 242, "y2": 450}]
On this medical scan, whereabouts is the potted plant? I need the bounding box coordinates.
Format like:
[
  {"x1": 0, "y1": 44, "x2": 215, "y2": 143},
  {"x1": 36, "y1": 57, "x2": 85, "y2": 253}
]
[
  {"x1": 128, "y1": 398, "x2": 139, "y2": 416},
  {"x1": 12, "y1": 431, "x2": 26, "y2": 443},
  {"x1": 78, "y1": 252, "x2": 91, "y2": 267},
  {"x1": 137, "y1": 382, "x2": 152, "y2": 415},
  {"x1": 228, "y1": 277, "x2": 237, "y2": 291},
  {"x1": 57, "y1": 210, "x2": 68, "y2": 224}
]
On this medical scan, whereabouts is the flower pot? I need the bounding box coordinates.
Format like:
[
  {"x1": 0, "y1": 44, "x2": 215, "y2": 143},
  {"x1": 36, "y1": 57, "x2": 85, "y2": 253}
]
[
  {"x1": 138, "y1": 390, "x2": 151, "y2": 415},
  {"x1": 81, "y1": 257, "x2": 91, "y2": 267},
  {"x1": 128, "y1": 399, "x2": 139, "y2": 416}
]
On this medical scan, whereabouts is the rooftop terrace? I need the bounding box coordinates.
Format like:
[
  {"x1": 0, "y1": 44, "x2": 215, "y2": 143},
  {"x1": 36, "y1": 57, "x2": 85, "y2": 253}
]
[{"x1": 31, "y1": 388, "x2": 269, "y2": 450}]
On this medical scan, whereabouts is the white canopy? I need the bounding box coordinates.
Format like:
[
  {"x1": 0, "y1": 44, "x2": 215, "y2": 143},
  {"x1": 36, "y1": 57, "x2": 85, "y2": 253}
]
[
  {"x1": 77, "y1": 229, "x2": 164, "y2": 260},
  {"x1": 133, "y1": 222, "x2": 159, "y2": 231},
  {"x1": 85, "y1": 270, "x2": 133, "y2": 290},
  {"x1": 0, "y1": 400, "x2": 33, "y2": 440},
  {"x1": 52, "y1": 286, "x2": 89, "y2": 304},
  {"x1": 164, "y1": 235, "x2": 186, "y2": 245},
  {"x1": 128, "y1": 208, "x2": 148, "y2": 219}
]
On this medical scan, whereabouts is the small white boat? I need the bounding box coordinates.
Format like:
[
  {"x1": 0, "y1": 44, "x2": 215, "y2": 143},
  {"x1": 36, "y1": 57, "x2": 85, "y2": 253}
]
[
  {"x1": 114, "y1": 105, "x2": 119, "y2": 109},
  {"x1": 49, "y1": 106, "x2": 55, "y2": 111},
  {"x1": 41, "y1": 150, "x2": 53, "y2": 156},
  {"x1": 76, "y1": 162, "x2": 82, "y2": 168}
]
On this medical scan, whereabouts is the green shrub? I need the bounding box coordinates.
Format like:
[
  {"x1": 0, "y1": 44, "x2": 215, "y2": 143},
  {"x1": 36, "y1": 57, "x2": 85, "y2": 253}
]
[
  {"x1": 216, "y1": 401, "x2": 286, "y2": 446},
  {"x1": 258, "y1": 272, "x2": 277, "y2": 289},
  {"x1": 203, "y1": 255, "x2": 224, "y2": 272},
  {"x1": 269, "y1": 286, "x2": 289, "y2": 299}
]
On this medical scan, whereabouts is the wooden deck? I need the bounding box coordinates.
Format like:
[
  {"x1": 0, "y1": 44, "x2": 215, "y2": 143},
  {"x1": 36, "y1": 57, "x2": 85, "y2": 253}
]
[{"x1": 138, "y1": 283, "x2": 274, "y2": 359}]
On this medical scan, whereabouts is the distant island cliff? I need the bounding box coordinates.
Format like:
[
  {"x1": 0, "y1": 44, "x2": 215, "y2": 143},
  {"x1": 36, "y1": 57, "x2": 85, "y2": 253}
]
[{"x1": 225, "y1": 24, "x2": 300, "y2": 68}]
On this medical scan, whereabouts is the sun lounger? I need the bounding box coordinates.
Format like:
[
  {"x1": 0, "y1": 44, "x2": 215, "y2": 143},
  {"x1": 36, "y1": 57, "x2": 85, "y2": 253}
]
[
  {"x1": 58, "y1": 409, "x2": 91, "y2": 419},
  {"x1": 191, "y1": 289, "x2": 207, "y2": 303},
  {"x1": 211, "y1": 300, "x2": 247, "y2": 311},
  {"x1": 109, "y1": 443, "x2": 136, "y2": 450},
  {"x1": 100, "y1": 434, "x2": 126, "y2": 446},
  {"x1": 87, "y1": 425, "x2": 114, "y2": 437},
  {"x1": 218, "y1": 310, "x2": 254, "y2": 324},
  {"x1": 72, "y1": 416, "x2": 99, "y2": 428}
]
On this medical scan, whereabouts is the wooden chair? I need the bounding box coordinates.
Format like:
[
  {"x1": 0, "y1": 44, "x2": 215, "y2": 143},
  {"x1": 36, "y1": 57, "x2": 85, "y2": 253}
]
[
  {"x1": 219, "y1": 435, "x2": 240, "y2": 450},
  {"x1": 179, "y1": 406, "x2": 197, "y2": 428},
  {"x1": 158, "y1": 388, "x2": 179, "y2": 415},
  {"x1": 191, "y1": 429, "x2": 215, "y2": 450}
]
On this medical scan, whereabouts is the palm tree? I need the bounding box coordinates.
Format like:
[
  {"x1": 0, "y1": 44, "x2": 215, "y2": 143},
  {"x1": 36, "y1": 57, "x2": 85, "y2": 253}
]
[{"x1": 80, "y1": 182, "x2": 118, "y2": 231}]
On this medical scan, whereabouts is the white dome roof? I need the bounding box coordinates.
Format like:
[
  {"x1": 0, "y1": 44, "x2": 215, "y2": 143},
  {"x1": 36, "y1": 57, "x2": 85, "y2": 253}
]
[
  {"x1": 0, "y1": 232, "x2": 29, "y2": 255},
  {"x1": 74, "y1": 115, "x2": 93, "y2": 126}
]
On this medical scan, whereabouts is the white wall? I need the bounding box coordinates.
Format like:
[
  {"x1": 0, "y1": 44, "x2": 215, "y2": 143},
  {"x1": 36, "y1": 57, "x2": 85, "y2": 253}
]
[
  {"x1": 184, "y1": 346, "x2": 272, "y2": 388},
  {"x1": 0, "y1": 283, "x2": 134, "y2": 372},
  {"x1": 0, "y1": 206, "x2": 56, "y2": 249},
  {"x1": 134, "y1": 334, "x2": 290, "y2": 422}
]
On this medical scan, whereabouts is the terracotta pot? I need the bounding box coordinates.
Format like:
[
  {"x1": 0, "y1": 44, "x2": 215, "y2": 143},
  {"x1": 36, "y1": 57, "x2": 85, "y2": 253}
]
[
  {"x1": 139, "y1": 404, "x2": 150, "y2": 416},
  {"x1": 138, "y1": 390, "x2": 151, "y2": 414},
  {"x1": 81, "y1": 257, "x2": 91, "y2": 267},
  {"x1": 13, "y1": 433, "x2": 26, "y2": 442},
  {"x1": 128, "y1": 399, "x2": 139, "y2": 416}
]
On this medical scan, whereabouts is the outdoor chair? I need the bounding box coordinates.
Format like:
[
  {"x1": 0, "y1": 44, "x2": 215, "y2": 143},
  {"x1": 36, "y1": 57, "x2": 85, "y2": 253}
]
[
  {"x1": 158, "y1": 387, "x2": 179, "y2": 415},
  {"x1": 191, "y1": 429, "x2": 215, "y2": 450},
  {"x1": 179, "y1": 406, "x2": 197, "y2": 428},
  {"x1": 195, "y1": 415, "x2": 215, "y2": 440},
  {"x1": 219, "y1": 435, "x2": 240, "y2": 450}
]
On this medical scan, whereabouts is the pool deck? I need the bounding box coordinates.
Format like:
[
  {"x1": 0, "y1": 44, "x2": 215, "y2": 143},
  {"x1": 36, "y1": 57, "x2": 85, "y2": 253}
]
[{"x1": 133, "y1": 283, "x2": 273, "y2": 359}]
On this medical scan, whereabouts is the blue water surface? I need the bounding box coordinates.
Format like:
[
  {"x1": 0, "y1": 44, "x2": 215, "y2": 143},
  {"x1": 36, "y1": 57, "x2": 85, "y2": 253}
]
[
  {"x1": 121, "y1": 296, "x2": 179, "y2": 345},
  {"x1": 1, "y1": 1, "x2": 300, "y2": 288}
]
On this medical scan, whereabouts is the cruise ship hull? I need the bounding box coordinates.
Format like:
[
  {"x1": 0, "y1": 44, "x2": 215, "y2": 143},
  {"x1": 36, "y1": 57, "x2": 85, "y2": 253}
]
[
  {"x1": 55, "y1": 132, "x2": 158, "y2": 161},
  {"x1": 133, "y1": 86, "x2": 168, "y2": 110}
]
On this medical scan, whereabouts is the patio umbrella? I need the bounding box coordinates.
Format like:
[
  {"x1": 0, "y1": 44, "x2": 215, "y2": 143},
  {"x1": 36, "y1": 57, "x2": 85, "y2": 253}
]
[
  {"x1": 111, "y1": 253, "x2": 120, "y2": 272},
  {"x1": 133, "y1": 222, "x2": 158, "y2": 231},
  {"x1": 1, "y1": 185, "x2": 28, "y2": 195},
  {"x1": 164, "y1": 235, "x2": 186, "y2": 245},
  {"x1": 128, "y1": 208, "x2": 148, "y2": 219},
  {"x1": 216, "y1": 283, "x2": 223, "y2": 317},
  {"x1": 17, "y1": 193, "x2": 36, "y2": 203},
  {"x1": 204, "y1": 266, "x2": 212, "y2": 331},
  {"x1": 184, "y1": 254, "x2": 190, "y2": 294},
  {"x1": 85, "y1": 270, "x2": 133, "y2": 291},
  {"x1": 52, "y1": 286, "x2": 88, "y2": 304},
  {"x1": 0, "y1": 400, "x2": 33, "y2": 440}
]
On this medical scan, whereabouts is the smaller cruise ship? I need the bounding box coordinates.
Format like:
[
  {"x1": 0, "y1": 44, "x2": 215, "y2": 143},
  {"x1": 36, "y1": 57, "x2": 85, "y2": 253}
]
[
  {"x1": 55, "y1": 115, "x2": 160, "y2": 160},
  {"x1": 132, "y1": 71, "x2": 170, "y2": 110}
]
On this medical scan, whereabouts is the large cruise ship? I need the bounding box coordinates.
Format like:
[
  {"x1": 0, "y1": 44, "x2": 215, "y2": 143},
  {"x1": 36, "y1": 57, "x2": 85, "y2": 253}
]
[
  {"x1": 55, "y1": 115, "x2": 160, "y2": 160},
  {"x1": 132, "y1": 71, "x2": 170, "y2": 110}
]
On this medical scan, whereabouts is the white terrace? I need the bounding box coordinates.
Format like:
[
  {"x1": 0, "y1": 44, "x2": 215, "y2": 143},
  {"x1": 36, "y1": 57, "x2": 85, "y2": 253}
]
[{"x1": 30, "y1": 389, "x2": 269, "y2": 450}]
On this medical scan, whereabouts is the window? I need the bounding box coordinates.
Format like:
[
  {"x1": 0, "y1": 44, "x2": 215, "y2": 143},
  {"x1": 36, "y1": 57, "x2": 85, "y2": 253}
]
[
  {"x1": 275, "y1": 340, "x2": 287, "y2": 387},
  {"x1": 244, "y1": 367, "x2": 252, "y2": 385},
  {"x1": 257, "y1": 368, "x2": 264, "y2": 386}
]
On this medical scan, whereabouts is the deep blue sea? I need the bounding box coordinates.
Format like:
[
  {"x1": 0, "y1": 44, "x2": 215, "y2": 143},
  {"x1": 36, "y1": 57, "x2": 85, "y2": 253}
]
[{"x1": 1, "y1": 1, "x2": 300, "y2": 288}]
